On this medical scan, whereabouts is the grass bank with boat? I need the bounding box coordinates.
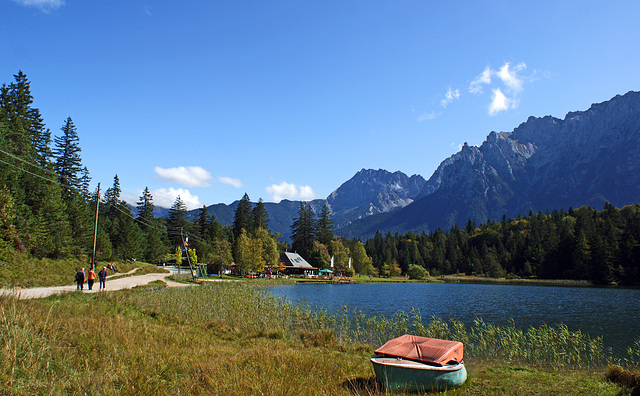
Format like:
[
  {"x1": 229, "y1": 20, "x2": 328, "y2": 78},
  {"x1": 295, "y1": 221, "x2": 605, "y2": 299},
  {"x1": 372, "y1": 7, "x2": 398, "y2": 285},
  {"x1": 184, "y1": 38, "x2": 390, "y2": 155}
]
[{"x1": 2, "y1": 276, "x2": 640, "y2": 394}]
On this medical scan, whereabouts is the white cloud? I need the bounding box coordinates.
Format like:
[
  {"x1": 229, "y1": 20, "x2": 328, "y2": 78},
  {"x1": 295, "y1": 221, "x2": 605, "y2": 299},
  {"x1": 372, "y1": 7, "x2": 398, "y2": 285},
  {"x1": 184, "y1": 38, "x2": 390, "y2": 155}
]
[
  {"x1": 219, "y1": 176, "x2": 242, "y2": 188},
  {"x1": 153, "y1": 188, "x2": 202, "y2": 210},
  {"x1": 469, "y1": 66, "x2": 492, "y2": 94},
  {"x1": 496, "y1": 62, "x2": 526, "y2": 93},
  {"x1": 441, "y1": 87, "x2": 461, "y2": 108},
  {"x1": 418, "y1": 111, "x2": 439, "y2": 122},
  {"x1": 488, "y1": 88, "x2": 512, "y2": 116},
  {"x1": 154, "y1": 166, "x2": 213, "y2": 187},
  {"x1": 469, "y1": 62, "x2": 538, "y2": 115},
  {"x1": 11, "y1": 0, "x2": 64, "y2": 12},
  {"x1": 266, "y1": 182, "x2": 317, "y2": 202},
  {"x1": 451, "y1": 142, "x2": 463, "y2": 151}
]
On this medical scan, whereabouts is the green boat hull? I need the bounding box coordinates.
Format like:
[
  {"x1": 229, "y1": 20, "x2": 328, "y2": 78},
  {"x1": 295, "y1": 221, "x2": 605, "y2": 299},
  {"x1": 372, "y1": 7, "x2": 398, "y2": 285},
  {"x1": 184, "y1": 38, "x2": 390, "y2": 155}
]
[{"x1": 371, "y1": 356, "x2": 467, "y2": 392}]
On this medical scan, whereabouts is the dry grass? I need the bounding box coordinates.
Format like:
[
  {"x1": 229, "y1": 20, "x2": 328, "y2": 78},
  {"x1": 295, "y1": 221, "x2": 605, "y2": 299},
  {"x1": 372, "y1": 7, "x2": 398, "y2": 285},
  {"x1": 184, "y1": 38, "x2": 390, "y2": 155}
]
[{"x1": 0, "y1": 282, "x2": 629, "y2": 395}]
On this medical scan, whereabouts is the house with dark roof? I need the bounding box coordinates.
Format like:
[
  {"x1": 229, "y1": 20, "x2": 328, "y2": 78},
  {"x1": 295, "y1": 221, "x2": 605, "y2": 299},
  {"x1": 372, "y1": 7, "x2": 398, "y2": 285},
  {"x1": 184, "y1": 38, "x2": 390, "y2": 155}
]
[{"x1": 278, "y1": 252, "x2": 318, "y2": 276}]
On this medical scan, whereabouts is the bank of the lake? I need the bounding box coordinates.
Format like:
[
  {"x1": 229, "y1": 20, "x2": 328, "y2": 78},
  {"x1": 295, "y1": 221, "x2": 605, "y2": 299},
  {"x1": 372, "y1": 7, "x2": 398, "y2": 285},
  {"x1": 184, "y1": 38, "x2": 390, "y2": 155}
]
[
  {"x1": 1, "y1": 281, "x2": 633, "y2": 395},
  {"x1": 268, "y1": 281, "x2": 640, "y2": 358}
]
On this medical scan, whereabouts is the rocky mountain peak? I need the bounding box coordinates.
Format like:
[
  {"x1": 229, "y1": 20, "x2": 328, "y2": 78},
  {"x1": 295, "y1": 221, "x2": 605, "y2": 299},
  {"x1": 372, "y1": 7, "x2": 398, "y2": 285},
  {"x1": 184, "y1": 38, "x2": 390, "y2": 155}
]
[{"x1": 327, "y1": 168, "x2": 426, "y2": 215}]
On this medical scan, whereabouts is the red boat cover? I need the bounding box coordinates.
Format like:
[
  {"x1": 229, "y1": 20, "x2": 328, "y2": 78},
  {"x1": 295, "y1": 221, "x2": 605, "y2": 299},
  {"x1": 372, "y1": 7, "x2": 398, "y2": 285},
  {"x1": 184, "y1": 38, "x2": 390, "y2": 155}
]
[{"x1": 374, "y1": 335, "x2": 464, "y2": 366}]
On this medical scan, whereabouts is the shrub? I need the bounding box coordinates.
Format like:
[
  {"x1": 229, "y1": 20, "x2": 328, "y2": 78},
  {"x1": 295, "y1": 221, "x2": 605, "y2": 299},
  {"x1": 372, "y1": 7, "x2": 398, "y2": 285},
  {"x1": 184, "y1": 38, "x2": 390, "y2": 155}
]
[{"x1": 407, "y1": 264, "x2": 428, "y2": 280}]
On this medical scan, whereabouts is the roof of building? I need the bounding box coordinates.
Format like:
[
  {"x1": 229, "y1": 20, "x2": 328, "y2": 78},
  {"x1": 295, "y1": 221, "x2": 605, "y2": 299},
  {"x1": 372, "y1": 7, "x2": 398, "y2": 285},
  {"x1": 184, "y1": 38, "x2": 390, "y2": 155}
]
[{"x1": 279, "y1": 252, "x2": 317, "y2": 269}]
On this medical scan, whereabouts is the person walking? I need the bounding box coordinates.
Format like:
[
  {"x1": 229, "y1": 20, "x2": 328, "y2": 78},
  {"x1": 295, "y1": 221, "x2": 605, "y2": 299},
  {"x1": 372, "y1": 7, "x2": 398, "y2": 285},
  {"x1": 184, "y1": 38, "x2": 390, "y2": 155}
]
[
  {"x1": 75, "y1": 268, "x2": 85, "y2": 291},
  {"x1": 98, "y1": 266, "x2": 107, "y2": 290},
  {"x1": 87, "y1": 268, "x2": 97, "y2": 290}
]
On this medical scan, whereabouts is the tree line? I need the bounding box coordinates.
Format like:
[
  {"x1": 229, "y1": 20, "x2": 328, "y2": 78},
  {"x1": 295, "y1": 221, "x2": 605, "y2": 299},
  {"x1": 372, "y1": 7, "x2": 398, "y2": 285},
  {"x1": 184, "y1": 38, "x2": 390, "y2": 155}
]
[{"x1": 363, "y1": 204, "x2": 640, "y2": 285}]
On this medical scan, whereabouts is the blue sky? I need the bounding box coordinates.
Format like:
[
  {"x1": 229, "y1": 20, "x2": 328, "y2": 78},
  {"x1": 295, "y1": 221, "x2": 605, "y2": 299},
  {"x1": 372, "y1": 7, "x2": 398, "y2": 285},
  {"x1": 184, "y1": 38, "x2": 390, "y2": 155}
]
[{"x1": 2, "y1": 0, "x2": 639, "y2": 209}]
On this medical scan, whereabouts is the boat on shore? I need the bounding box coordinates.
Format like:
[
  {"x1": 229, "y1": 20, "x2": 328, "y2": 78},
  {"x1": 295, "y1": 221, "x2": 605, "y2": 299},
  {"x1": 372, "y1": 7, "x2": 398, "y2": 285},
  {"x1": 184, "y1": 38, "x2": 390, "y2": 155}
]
[{"x1": 371, "y1": 334, "x2": 467, "y2": 392}]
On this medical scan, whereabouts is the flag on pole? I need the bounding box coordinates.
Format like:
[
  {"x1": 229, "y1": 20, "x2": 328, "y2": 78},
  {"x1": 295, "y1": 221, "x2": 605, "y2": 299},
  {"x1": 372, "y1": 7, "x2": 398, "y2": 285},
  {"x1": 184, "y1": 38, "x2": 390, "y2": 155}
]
[
  {"x1": 348, "y1": 257, "x2": 351, "y2": 269},
  {"x1": 330, "y1": 256, "x2": 334, "y2": 268}
]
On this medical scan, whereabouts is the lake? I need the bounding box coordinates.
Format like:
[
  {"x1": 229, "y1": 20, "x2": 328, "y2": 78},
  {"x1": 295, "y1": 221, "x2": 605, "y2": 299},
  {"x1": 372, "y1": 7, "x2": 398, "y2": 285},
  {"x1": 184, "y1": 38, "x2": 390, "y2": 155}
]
[{"x1": 267, "y1": 282, "x2": 640, "y2": 357}]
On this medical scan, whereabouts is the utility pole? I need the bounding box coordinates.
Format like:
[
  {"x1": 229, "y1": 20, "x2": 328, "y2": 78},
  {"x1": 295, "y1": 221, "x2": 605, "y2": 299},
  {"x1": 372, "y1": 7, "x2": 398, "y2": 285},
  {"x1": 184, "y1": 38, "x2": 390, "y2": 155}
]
[
  {"x1": 181, "y1": 227, "x2": 196, "y2": 280},
  {"x1": 91, "y1": 183, "x2": 100, "y2": 270}
]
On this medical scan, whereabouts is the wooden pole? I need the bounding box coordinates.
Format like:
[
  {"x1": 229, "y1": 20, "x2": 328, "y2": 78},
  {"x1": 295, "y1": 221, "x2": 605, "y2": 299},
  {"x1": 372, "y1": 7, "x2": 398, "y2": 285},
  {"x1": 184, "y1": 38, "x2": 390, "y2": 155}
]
[
  {"x1": 91, "y1": 183, "x2": 100, "y2": 270},
  {"x1": 181, "y1": 227, "x2": 196, "y2": 280}
]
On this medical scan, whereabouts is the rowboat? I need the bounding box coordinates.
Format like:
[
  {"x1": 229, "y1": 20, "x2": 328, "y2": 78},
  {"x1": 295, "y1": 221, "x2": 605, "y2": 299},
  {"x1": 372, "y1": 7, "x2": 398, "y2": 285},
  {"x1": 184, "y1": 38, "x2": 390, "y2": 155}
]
[{"x1": 371, "y1": 334, "x2": 467, "y2": 392}]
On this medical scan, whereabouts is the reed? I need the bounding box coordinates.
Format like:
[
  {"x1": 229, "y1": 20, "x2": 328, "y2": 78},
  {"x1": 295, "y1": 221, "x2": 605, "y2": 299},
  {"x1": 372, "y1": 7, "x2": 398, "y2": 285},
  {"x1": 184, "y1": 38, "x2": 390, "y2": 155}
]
[{"x1": 0, "y1": 281, "x2": 628, "y2": 395}]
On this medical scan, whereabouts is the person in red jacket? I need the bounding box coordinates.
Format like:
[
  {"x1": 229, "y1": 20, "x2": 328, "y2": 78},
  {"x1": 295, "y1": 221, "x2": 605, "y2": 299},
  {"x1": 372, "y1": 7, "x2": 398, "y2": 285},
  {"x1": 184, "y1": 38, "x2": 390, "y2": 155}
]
[{"x1": 87, "y1": 268, "x2": 97, "y2": 290}]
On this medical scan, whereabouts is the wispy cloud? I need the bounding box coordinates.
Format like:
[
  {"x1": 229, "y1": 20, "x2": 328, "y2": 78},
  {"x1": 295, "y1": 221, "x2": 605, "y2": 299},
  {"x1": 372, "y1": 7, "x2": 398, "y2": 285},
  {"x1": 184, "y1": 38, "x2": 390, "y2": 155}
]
[
  {"x1": 441, "y1": 87, "x2": 460, "y2": 108},
  {"x1": 266, "y1": 182, "x2": 317, "y2": 202},
  {"x1": 11, "y1": 0, "x2": 64, "y2": 13},
  {"x1": 219, "y1": 176, "x2": 242, "y2": 188},
  {"x1": 469, "y1": 62, "x2": 540, "y2": 116},
  {"x1": 154, "y1": 166, "x2": 213, "y2": 187},
  {"x1": 418, "y1": 111, "x2": 439, "y2": 122},
  {"x1": 153, "y1": 188, "x2": 202, "y2": 210},
  {"x1": 469, "y1": 66, "x2": 492, "y2": 94}
]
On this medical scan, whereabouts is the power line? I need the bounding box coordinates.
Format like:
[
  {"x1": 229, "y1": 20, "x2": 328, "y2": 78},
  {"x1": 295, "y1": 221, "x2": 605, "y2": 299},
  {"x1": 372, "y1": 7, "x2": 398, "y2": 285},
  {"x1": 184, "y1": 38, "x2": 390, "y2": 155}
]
[{"x1": 0, "y1": 148, "x2": 215, "y2": 242}]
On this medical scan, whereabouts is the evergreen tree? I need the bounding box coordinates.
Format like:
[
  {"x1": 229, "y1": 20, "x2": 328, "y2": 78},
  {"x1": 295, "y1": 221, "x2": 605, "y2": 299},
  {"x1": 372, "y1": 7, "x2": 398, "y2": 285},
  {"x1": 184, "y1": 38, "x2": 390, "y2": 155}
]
[
  {"x1": 233, "y1": 193, "x2": 252, "y2": 238},
  {"x1": 167, "y1": 195, "x2": 189, "y2": 247},
  {"x1": 103, "y1": 175, "x2": 121, "y2": 217},
  {"x1": 252, "y1": 198, "x2": 269, "y2": 231},
  {"x1": 113, "y1": 202, "x2": 143, "y2": 262},
  {"x1": 136, "y1": 187, "x2": 155, "y2": 231},
  {"x1": 54, "y1": 117, "x2": 83, "y2": 200},
  {"x1": 291, "y1": 201, "x2": 316, "y2": 259},
  {"x1": 316, "y1": 204, "x2": 334, "y2": 246}
]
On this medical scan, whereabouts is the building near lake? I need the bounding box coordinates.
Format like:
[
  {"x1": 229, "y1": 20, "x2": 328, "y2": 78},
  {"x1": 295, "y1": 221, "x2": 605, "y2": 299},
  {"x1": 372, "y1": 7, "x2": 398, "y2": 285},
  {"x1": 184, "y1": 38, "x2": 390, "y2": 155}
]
[{"x1": 278, "y1": 252, "x2": 318, "y2": 276}]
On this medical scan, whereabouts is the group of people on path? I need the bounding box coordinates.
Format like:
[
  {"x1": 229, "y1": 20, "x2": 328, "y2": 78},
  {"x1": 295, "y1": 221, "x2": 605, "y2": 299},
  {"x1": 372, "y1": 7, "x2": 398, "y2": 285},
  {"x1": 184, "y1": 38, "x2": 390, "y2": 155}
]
[{"x1": 75, "y1": 267, "x2": 108, "y2": 291}]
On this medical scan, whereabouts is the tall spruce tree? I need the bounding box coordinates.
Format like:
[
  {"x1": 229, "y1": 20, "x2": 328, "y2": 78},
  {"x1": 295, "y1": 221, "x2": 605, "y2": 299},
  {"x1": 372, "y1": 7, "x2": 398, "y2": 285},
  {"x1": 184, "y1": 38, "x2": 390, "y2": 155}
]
[
  {"x1": 316, "y1": 204, "x2": 334, "y2": 246},
  {"x1": 54, "y1": 117, "x2": 83, "y2": 200},
  {"x1": 291, "y1": 201, "x2": 316, "y2": 259},
  {"x1": 167, "y1": 195, "x2": 189, "y2": 247},
  {"x1": 252, "y1": 198, "x2": 269, "y2": 231},
  {"x1": 233, "y1": 193, "x2": 252, "y2": 238},
  {"x1": 136, "y1": 187, "x2": 155, "y2": 231}
]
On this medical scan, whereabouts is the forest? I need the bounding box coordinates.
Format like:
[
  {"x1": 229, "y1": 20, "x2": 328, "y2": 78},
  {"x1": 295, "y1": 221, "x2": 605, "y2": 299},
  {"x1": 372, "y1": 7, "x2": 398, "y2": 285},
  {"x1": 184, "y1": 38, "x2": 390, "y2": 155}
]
[{"x1": 1, "y1": 71, "x2": 639, "y2": 285}]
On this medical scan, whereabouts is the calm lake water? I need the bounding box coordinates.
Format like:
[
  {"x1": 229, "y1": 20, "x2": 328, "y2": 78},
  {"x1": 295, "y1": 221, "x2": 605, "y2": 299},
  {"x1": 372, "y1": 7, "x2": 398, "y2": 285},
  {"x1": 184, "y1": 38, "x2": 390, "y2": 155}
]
[{"x1": 267, "y1": 282, "x2": 640, "y2": 357}]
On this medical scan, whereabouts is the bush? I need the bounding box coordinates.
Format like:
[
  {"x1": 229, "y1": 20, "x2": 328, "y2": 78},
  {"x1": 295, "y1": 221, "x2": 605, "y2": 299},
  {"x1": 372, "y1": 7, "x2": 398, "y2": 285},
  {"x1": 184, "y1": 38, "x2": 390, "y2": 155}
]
[{"x1": 407, "y1": 264, "x2": 428, "y2": 280}]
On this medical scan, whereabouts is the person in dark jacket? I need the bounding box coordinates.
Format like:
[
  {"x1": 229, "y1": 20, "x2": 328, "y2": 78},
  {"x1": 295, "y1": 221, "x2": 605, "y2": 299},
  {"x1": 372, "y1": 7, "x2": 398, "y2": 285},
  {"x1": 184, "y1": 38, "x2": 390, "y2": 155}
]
[
  {"x1": 98, "y1": 267, "x2": 107, "y2": 290},
  {"x1": 75, "y1": 268, "x2": 85, "y2": 290}
]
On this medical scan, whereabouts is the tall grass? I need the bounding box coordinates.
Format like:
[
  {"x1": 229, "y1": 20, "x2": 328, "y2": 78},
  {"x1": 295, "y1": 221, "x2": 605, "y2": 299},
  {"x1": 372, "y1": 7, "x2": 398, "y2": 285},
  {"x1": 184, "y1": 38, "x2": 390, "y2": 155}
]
[
  {"x1": 133, "y1": 283, "x2": 613, "y2": 370},
  {"x1": 0, "y1": 281, "x2": 631, "y2": 394}
]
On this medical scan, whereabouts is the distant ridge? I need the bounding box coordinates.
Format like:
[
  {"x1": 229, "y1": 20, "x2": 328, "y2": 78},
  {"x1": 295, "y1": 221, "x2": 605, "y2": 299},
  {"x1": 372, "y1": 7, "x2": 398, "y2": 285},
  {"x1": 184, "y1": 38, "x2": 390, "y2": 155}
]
[
  {"x1": 339, "y1": 91, "x2": 640, "y2": 239},
  {"x1": 153, "y1": 91, "x2": 640, "y2": 242}
]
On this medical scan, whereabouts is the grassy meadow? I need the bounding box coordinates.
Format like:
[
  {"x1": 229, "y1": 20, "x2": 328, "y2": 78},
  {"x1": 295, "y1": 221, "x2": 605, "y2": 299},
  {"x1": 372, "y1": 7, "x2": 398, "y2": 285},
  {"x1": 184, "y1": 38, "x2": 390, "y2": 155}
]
[{"x1": 2, "y1": 278, "x2": 640, "y2": 395}]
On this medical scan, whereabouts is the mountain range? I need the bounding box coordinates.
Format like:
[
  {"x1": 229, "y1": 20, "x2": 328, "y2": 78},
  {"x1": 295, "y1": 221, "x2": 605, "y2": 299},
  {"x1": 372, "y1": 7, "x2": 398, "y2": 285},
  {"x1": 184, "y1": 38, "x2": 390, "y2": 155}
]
[{"x1": 168, "y1": 90, "x2": 640, "y2": 241}]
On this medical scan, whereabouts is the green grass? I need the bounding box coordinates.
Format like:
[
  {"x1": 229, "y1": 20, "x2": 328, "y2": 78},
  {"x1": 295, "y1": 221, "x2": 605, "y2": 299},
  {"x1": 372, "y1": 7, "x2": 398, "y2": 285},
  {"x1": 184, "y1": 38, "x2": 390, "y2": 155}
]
[
  {"x1": 0, "y1": 251, "x2": 166, "y2": 288},
  {"x1": 1, "y1": 280, "x2": 634, "y2": 395}
]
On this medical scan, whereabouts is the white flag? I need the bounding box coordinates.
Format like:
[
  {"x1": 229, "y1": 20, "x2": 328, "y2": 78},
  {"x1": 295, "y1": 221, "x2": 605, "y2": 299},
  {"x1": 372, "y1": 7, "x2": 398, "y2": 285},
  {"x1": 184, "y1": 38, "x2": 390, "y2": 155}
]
[
  {"x1": 330, "y1": 256, "x2": 334, "y2": 268},
  {"x1": 348, "y1": 257, "x2": 351, "y2": 269}
]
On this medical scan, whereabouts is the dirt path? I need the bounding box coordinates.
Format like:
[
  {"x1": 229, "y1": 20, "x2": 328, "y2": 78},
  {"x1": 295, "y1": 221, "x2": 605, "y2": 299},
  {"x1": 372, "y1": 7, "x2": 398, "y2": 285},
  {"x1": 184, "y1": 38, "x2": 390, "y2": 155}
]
[{"x1": 0, "y1": 267, "x2": 191, "y2": 300}]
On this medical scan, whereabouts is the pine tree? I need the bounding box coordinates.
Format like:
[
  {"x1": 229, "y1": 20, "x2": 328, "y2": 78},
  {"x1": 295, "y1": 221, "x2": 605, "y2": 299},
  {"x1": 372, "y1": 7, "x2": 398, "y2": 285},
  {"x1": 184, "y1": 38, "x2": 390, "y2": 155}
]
[
  {"x1": 252, "y1": 198, "x2": 269, "y2": 231},
  {"x1": 291, "y1": 202, "x2": 316, "y2": 259},
  {"x1": 113, "y1": 202, "x2": 142, "y2": 262},
  {"x1": 103, "y1": 175, "x2": 122, "y2": 217},
  {"x1": 316, "y1": 204, "x2": 334, "y2": 246},
  {"x1": 136, "y1": 187, "x2": 155, "y2": 231},
  {"x1": 233, "y1": 193, "x2": 252, "y2": 238},
  {"x1": 54, "y1": 117, "x2": 83, "y2": 200},
  {"x1": 167, "y1": 195, "x2": 189, "y2": 247}
]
